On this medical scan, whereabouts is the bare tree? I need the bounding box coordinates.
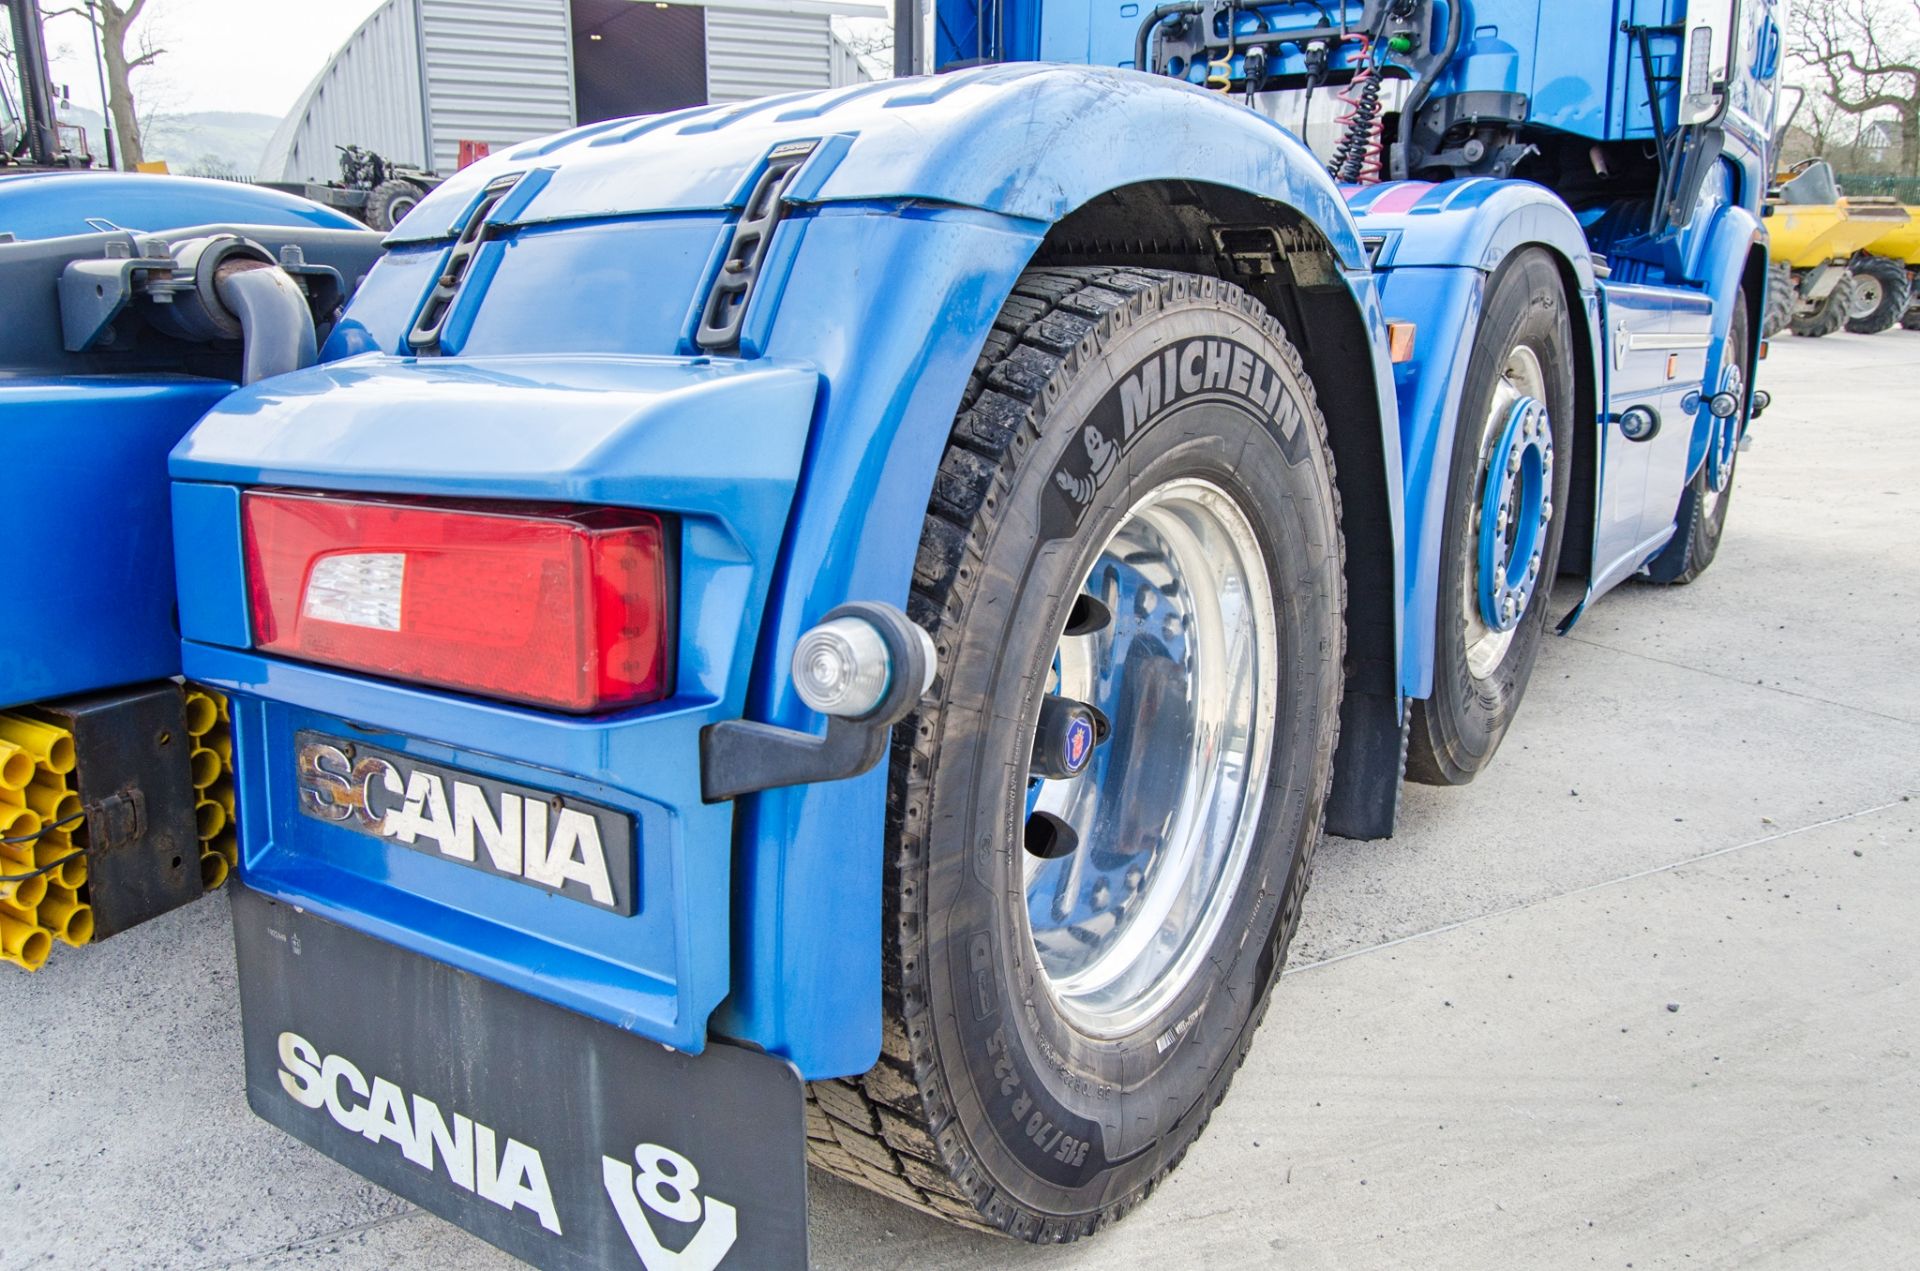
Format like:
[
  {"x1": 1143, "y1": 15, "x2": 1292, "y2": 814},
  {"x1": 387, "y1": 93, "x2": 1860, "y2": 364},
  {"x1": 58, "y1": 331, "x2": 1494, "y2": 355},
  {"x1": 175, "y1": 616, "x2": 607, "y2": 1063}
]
[
  {"x1": 831, "y1": 15, "x2": 894, "y2": 80},
  {"x1": 1792, "y1": 0, "x2": 1920, "y2": 177},
  {"x1": 48, "y1": 0, "x2": 163, "y2": 168}
]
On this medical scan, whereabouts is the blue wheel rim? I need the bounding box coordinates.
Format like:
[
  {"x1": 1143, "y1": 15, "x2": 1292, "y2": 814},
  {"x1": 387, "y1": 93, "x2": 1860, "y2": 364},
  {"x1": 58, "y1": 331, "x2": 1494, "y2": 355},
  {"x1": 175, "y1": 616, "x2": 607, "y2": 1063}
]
[{"x1": 1477, "y1": 395, "x2": 1554, "y2": 634}]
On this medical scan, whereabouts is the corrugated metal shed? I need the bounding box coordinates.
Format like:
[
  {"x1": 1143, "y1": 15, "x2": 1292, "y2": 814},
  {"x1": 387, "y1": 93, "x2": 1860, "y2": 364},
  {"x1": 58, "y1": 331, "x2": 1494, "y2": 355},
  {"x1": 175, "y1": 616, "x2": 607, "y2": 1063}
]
[
  {"x1": 263, "y1": 0, "x2": 883, "y2": 183},
  {"x1": 258, "y1": 0, "x2": 429, "y2": 180},
  {"x1": 419, "y1": 0, "x2": 576, "y2": 174},
  {"x1": 708, "y1": 2, "x2": 837, "y2": 103}
]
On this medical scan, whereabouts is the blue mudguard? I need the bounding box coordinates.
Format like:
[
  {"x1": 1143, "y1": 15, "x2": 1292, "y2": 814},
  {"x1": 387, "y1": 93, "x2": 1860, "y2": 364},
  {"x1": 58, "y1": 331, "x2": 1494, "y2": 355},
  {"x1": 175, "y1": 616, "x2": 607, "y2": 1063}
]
[
  {"x1": 1347, "y1": 179, "x2": 1602, "y2": 697},
  {"x1": 173, "y1": 66, "x2": 1401, "y2": 1078}
]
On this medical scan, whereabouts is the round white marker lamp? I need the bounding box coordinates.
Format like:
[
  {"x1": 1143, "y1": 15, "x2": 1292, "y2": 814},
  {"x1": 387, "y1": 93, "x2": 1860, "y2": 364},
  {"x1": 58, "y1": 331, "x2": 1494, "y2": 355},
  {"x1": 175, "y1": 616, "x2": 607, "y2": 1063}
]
[{"x1": 793, "y1": 617, "x2": 891, "y2": 717}]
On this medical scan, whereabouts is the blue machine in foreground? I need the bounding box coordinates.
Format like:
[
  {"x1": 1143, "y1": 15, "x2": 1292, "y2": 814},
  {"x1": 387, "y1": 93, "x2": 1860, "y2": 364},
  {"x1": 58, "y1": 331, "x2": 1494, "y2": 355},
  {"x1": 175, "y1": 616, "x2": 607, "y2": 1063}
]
[
  {"x1": 163, "y1": 0, "x2": 1775, "y2": 1263},
  {"x1": 0, "y1": 169, "x2": 380, "y2": 954},
  {"x1": 0, "y1": 2, "x2": 383, "y2": 963}
]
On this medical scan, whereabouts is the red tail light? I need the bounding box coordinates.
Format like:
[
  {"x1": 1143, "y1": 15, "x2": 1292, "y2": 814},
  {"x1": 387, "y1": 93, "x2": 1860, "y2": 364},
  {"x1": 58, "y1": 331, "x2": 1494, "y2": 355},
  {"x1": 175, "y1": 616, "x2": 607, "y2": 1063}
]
[{"x1": 242, "y1": 491, "x2": 672, "y2": 712}]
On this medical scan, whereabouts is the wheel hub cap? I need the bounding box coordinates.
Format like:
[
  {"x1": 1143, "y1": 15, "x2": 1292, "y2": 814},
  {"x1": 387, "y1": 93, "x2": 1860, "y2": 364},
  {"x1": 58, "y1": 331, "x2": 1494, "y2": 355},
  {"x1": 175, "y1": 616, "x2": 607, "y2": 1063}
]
[
  {"x1": 1851, "y1": 275, "x2": 1882, "y2": 317},
  {"x1": 1022, "y1": 479, "x2": 1278, "y2": 1037},
  {"x1": 1477, "y1": 396, "x2": 1554, "y2": 635}
]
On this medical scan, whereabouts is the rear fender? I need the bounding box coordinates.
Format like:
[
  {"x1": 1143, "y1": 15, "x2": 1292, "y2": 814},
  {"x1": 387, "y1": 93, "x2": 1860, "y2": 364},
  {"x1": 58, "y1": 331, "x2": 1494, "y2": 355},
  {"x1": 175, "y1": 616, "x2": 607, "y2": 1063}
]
[
  {"x1": 1351, "y1": 180, "x2": 1601, "y2": 695},
  {"x1": 253, "y1": 66, "x2": 1392, "y2": 1078}
]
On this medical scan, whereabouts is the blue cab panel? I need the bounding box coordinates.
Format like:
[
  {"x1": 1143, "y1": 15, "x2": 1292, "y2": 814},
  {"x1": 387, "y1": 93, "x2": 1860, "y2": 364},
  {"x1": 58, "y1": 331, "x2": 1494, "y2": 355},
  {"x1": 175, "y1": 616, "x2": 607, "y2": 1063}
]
[
  {"x1": 0, "y1": 377, "x2": 232, "y2": 705},
  {"x1": 173, "y1": 353, "x2": 821, "y2": 1052}
]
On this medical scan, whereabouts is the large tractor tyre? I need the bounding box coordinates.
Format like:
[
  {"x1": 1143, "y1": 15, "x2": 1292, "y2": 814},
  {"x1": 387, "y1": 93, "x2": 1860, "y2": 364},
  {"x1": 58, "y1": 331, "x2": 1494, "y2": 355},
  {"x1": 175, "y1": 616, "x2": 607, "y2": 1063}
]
[
  {"x1": 1763, "y1": 262, "x2": 1796, "y2": 338},
  {"x1": 1791, "y1": 271, "x2": 1856, "y2": 338},
  {"x1": 1643, "y1": 290, "x2": 1750, "y2": 585},
  {"x1": 1407, "y1": 248, "x2": 1576, "y2": 786},
  {"x1": 1844, "y1": 255, "x2": 1913, "y2": 335},
  {"x1": 806, "y1": 267, "x2": 1346, "y2": 1240},
  {"x1": 363, "y1": 178, "x2": 425, "y2": 232}
]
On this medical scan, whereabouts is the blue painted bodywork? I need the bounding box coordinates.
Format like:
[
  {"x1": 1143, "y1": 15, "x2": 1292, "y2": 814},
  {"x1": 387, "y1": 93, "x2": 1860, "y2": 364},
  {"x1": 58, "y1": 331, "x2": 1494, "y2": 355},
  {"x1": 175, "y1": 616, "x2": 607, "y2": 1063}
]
[
  {"x1": 169, "y1": 0, "x2": 1778, "y2": 1080},
  {"x1": 170, "y1": 67, "x2": 1395, "y2": 1078},
  {"x1": 0, "y1": 171, "x2": 363, "y2": 241},
  {"x1": 0, "y1": 174, "x2": 371, "y2": 714},
  {"x1": 0, "y1": 377, "x2": 231, "y2": 703}
]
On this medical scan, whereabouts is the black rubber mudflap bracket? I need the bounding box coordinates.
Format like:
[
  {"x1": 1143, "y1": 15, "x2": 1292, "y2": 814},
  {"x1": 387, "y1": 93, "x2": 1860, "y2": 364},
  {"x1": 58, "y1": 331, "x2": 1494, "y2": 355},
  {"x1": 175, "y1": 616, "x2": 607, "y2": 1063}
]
[
  {"x1": 695, "y1": 141, "x2": 817, "y2": 352},
  {"x1": 1324, "y1": 690, "x2": 1408, "y2": 841}
]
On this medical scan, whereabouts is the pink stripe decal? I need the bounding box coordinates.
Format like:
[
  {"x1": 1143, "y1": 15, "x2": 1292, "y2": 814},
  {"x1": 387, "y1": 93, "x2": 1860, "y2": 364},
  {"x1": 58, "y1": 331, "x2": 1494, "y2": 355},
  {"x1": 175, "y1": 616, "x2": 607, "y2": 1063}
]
[{"x1": 1363, "y1": 182, "x2": 1436, "y2": 216}]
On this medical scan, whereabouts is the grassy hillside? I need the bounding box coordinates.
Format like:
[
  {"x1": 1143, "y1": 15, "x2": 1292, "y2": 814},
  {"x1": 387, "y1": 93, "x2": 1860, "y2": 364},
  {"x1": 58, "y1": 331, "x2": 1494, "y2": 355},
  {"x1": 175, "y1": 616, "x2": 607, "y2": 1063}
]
[{"x1": 59, "y1": 106, "x2": 280, "y2": 178}]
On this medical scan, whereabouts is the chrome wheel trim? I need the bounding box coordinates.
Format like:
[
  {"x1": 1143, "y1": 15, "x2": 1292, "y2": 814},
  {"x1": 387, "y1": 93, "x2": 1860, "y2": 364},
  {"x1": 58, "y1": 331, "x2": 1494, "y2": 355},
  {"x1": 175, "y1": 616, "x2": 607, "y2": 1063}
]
[
  {"x1": 1022, "y1": 477, "x2": 1279, "y2": 1039},
  {"x1": 1462, "y1": 345, "x2": 1550, "y2": 680}
]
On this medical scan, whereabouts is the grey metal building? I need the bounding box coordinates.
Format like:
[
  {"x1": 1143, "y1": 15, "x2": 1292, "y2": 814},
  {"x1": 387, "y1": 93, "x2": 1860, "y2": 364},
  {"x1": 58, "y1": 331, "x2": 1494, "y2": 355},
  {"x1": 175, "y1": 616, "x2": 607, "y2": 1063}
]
[{"x1": 261, "y1": 0, "x2": 881, "y2": 182}]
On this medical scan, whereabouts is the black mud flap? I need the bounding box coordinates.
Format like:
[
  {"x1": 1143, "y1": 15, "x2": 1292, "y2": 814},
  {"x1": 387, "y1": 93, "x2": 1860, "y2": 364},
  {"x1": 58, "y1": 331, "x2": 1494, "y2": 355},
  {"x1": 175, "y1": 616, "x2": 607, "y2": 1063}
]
[{"x1": 232, "y1": 886, "x2": 808, "y2": 1271}]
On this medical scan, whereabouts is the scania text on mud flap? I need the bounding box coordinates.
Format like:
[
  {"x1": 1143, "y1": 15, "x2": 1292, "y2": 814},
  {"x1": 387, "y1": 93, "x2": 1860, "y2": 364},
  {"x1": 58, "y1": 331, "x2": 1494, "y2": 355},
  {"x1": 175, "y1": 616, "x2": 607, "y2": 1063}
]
[
  {"x1": 234, "y1": 889, "x2": 807, "y2": 1271},
  {"x1": 170, "y1": 0, "x2": 1782, "y2": 1260}
]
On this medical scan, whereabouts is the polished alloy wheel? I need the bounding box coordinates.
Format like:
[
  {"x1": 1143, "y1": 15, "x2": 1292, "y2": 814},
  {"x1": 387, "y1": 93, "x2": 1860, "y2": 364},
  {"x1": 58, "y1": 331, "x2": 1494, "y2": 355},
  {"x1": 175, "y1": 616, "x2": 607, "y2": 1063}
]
[{"x1": 1022, "y1": 478, "x2": 1279, "y2": 1038}]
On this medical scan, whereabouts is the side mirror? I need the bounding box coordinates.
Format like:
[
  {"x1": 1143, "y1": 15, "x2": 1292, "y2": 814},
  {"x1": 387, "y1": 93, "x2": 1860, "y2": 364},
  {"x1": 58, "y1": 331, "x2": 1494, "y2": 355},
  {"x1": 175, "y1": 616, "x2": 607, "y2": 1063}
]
[{"x1": 1678, "y1": 0, "x2": 1739, "y2": 126}]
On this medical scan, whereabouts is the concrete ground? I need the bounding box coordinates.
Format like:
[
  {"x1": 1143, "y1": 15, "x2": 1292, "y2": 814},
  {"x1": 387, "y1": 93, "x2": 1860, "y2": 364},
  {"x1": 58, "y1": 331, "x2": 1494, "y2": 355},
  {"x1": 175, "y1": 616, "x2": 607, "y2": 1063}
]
[{"x1": 3, "y1": 331, "x2": 1916, "y2": 1271}]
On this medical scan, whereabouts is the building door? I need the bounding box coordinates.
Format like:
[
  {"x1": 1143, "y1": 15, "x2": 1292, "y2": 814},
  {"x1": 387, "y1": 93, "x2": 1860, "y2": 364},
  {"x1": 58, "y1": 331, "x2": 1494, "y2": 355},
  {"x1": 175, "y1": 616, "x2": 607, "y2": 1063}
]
[{"x1": 571, "y1": 0, "x2": 708, "y2": 123}]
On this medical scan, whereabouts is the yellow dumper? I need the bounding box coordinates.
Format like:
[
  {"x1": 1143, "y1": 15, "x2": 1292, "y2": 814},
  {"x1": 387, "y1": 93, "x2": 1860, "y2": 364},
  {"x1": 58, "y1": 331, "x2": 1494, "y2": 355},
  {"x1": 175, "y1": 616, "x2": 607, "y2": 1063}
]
[{"x1": 1765, "y1": 161, "x2": 1913, "y2": 337}]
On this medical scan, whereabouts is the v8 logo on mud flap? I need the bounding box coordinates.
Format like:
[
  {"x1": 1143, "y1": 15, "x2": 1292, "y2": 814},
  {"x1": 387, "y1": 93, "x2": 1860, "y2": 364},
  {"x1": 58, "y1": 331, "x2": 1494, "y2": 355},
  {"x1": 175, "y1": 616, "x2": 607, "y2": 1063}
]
[
  {"x1": 1041, "y1": 337, "x2": 1304, "y2": 542},
  {"x1": 604, "y1": 1143, "x2": 740, "y2": 1271}
]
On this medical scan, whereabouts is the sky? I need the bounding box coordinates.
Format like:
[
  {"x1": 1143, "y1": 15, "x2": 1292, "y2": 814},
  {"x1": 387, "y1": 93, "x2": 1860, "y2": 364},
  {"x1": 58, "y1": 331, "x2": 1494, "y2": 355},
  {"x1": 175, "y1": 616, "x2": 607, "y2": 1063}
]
[{"x1": 45, "y1": 0, "x2": 386, "y2": 120}]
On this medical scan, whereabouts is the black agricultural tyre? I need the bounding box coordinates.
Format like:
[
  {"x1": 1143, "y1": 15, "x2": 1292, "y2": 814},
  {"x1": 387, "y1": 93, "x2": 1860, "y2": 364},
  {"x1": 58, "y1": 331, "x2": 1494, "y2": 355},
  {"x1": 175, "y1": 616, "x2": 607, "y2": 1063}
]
[
  {"x1": 1406, "y1": 247, "x2": 1576, "y2": 786},
  {"x1": 1643, "y1": 289, "x2": 1749, "y2": 585},
  {"x1": 363, "y1": 178, "x2": 426, "y2": 232},
  {"x1": 1791, "y1": 270, "x2": 1856, "y2": 337},
  {"x1": 1844, "y1": 255, "x2": 1912, "y2": 335},
  {"x1": 1763, "y1": 262, "x2": 1796, "y2": 338},
  {"x1": 805, "y1": 267, "x2": 1346, "y2": 1240}
]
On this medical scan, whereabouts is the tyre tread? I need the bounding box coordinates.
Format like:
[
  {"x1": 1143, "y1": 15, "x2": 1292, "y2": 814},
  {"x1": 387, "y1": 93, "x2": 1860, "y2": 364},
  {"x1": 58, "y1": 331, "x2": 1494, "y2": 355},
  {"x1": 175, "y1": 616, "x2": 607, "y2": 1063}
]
[{"x1": 804, "y1": 266, "x2": 1345, "y2": 1241}]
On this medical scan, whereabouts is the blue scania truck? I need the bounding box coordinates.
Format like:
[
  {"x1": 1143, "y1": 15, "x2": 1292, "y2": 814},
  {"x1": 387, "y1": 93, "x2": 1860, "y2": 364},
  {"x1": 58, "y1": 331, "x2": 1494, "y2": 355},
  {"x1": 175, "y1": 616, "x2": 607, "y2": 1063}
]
[{"x1": 167, "y1": 0, "x2": 1778, "y2": 1263}]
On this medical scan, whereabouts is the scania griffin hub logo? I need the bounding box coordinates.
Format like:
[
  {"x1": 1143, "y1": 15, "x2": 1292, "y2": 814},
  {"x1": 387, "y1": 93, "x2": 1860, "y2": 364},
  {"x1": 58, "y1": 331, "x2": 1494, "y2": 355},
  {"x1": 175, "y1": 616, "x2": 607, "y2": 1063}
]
[
  {"x1": 293, "y1": 731, "x2": 636, "y2": 914},
  {"x1": 1063, "y1": 715, "x2": 1094, "y2": 774}
]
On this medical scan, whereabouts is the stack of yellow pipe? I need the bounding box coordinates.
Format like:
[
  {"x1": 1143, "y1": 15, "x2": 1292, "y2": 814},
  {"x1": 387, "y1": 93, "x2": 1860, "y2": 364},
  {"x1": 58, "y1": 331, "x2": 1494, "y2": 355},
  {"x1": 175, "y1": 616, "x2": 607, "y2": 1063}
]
[
  {"x1": 185, "y1": 687, "x2": 237, "y2": 889},
  {"x1": 0, "y1": 713, "x2": 93, "y2": 972}
]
